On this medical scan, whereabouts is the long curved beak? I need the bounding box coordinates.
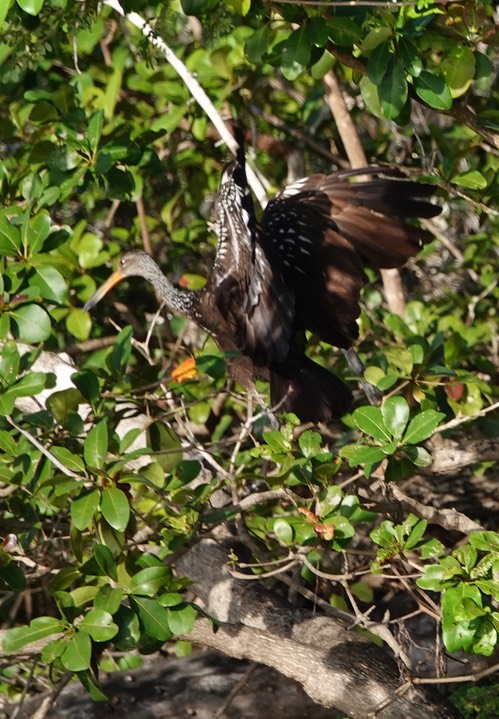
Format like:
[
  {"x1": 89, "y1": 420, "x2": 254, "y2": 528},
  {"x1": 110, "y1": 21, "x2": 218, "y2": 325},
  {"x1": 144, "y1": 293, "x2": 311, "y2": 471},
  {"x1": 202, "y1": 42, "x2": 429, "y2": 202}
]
[{"x1": 83, "y1": 270, "x2": 126, "y2": 312}]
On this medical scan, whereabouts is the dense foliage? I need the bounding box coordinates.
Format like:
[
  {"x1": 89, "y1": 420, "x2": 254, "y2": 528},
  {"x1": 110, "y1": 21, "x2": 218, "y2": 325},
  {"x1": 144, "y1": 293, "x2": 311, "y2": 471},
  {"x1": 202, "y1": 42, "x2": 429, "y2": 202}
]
[{"x1": 0, "y1": 0, "x2": 498, "y2": 715}]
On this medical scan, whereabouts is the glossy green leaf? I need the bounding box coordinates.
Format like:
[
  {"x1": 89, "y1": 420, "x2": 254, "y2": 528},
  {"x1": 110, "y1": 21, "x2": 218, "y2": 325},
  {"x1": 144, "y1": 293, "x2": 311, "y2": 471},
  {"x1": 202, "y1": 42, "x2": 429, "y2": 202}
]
[
  {"x1": 46, "y1": 388, "x2": 81, "y2": 425},
  {"x1": 451, "y1": 171, "x2": 488, "y2": 190},
  {"x1": 0, "y1": 561, "x2": 26, "y2": 591},
  {"x1": 378, "y1": 58, "x2": 407, "y2": 119},
  {"x1": 93, "y1": 544, "x2": 118, "y2": 580},
  {"x1": 340, "y1": 444, "x2": 386, "y2": 466},
  {"x1": 79, "y1": 609, "x2": 118, "y2": 641},
  {"x1": 298, "y1": 430, "x2": 322, "y2": 459},
  {"x1": 403, "y1": 410, "x2": 445, "y2": 444},
  {"x1": 166, "y1": 604, "x2": 197, "y2": 636},
  {"x1": 100, "y1": 487, "x2": 130, "y2": 531},
  {"x1": 327, "y1": 17, "x2": 362, "y2": 47},
  {"x1": 130, "y1": 596, "x2": 172, "y2": 641},
  {"x1": 0, "y1": 213, "x2": 21, "y2": 255},
  {"x1": 61, "y1": 631, "x2": 92, "y2": 671},
  {"x1": 32, "y1": 265, "x2": 67, "y2": 303},
  {"x1": 397, "y1": 37, "x2": 422, "y2": 77},
  {"x1": 129, "y1": 567, "x2": 172, "y2": 597},
  {"x1": 222, "y1": 0, "x2": 250, "y2": 15},
  {"x1": 95, "y1": 586, "x2": 123, "y2": 614},
  {"x1": 77, "y1": 669, "x2": 109, "y2": 702},
  {"x1": 273, "y1": 518, "x2": 294, "y2": 545},
  {"x1": 66, "y1": 308, "x2": 92, "y2": 341},
  {"x1": 441, "y1": 46, "x2": 475, "y2": 98},
  {"x1": 84, "y1": 420, "x2": 108, "y2": 469},
  {"x1": 9, "y1": 304, "x2": 52, "y2": 343},
  {"x1": 352, "y1": 406, "x2": 391, "y2": 443},
  {"x1": 381, "y1": 397, "x2": 409, "y2": 440},
  {"x1": 367, "y1": 41, "x2": 391, "y2": 85},
  {"x1": 87, "y1": 111, "x2": 104, "y2": 156},
  {"x1": 28, "y1": 212, "x2": 52, "y2": 254},
  {"x1": 71, "y1": 370, "x2": 100, "y2": 405},
  {"x1": 413, "y1": 71, "x2": 452, "y2": 110},
  {"x1": 3, "y1": 616, "x2": 64, "y2": 652},
  {"x1": 16, "y1": 0, "x2": 44, "y2": 14},
  {"x1": 71, "y1": 490, "x2": 100, "y2": 531}
]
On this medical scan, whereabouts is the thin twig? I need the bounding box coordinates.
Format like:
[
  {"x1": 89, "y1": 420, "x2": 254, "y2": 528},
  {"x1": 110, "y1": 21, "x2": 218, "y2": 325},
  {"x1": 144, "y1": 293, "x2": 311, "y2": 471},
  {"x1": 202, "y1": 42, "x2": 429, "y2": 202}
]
[
  {"x1": 6, "y1": 416, "x2": 83, "y2": 480},
  {"x1": 436, "y1": 400, "x2": 499, "y2": 434},
  {"x1": 103, "y1": 0, "x2": 268, "y2": 206}
]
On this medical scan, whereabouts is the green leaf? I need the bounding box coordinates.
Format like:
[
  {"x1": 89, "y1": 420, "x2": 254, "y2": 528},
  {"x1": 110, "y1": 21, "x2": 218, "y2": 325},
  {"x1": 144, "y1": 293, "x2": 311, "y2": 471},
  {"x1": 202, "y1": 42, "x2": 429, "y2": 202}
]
[
  {"x1": 71, "y1": 370, "x2": 100, "y2": 405},
  {"x1": 95, "y1": 586, "x2": 123, "y2": 614},
  {"x1": 93, "y1": 544, "x2": 118, "y2": 580},
  {"x1": 110, "y1": 325, "x2": 133, "y2": 376},
  {"x1": 51, "y1": 446, "x2": 85, "y2": 474},
  {"x1": 381, "y1": 397, "x2": 409, "y2": 440},
  {"x1": 405, "y1": 519, "x2": 428, "y2": 550},
  {"x1": 273, "y1": 518, "x2": 294, "y2": 545},
  {"x1": 367, "y1": 41, "x2": 392, "y2": 85},
  {"x1": 16, "y1": 0, "x2": 45, "y2": 15},
  {"x1": 413, "y1": 71, "x2": 453, "y2": 110},
  {"x1": 3, "y1": 616, "x2": 64, "y2": 652},
  {"x1": 441, "y1": 46, "x2": 475, "y2": 98},
  {"x1": 245, "y1": 27, "x2": 270, "y2": 64},
  {"x1": 28, "y1": 212, "x2": 52, "y2": 254},
  {"x1": 66, "y1": 308, "x2": 92, "y2": 341},
  {"x1": 222, "y1": 0, "x2": 250, "y2": 15},
  {"x1": 166, "y1": 604, "x2": 197, "y2": 636},
  {"x1": 147, "y1": 422, "x2": 182, "y2": 471},
  {"x1": 5, "y1": 371, "x2": 48, "y2": 399},
  {"x1": 403, "y1": 445, "x2": 433, "y2": 467},
  {"x1": 84, "y1": 420, "x2": 108, "y2": 469},
  {"x1": 384, "y1": 347, "x2": 414, "y2": 375},
  {"x1": 403, "y1": 410, "x2": 445, "y2": 444},
  {"x1": 100, "y1": 487, "x2": 130, "y2": 531},
  {"x1": 451, "y1": 171, "x2": 488, "y2": 190},
  {"x1": 129, "y1": 567, "x2": 172, "y2": 597},
  {"x1": 61, "y1": 631, "x2": 92, "y2": 671},
  {"x1": 282, "y1": 26, "x2": 312, "y2": 67},
  {"x1": 327, "y1": 17, "x2": 362, "y2": 47},
  {"x1": 71, "y1": 490, "x2": 100, "y2": 531},
  {"x1": 378, "y1": 58, "x2": 407, "y2": 119},
  {"x1": 10, "y1": 304, "x2": 52, "y2": 343},
  {"x1": 397, "y1": 37, "x2": 422, "y2": 77},
  {"x1": 352, "y1": 406, "x2": 391, "y2": 443},
  {"x1": 298, "y1": 430, "x2": 322, "y2": 458},
  {"x1": 79, "y1": 609, "x2": 118, "y2": 642},
  {"x1": 0, "y1": 561, "x2": 26, "y2": 591},
  {"x1": 130, "y1": 596, "x2": 172, "y2": 641},
  {"x1": 77, "y1": 669, "x2": 109, "y2": 702},
  {"x1": 46, "y1": 388, "x2": 81, "y2": 425},
  {"x1": 32, "y1": 264, "x2": 67, "y2": 303},
  {"x1": 340, "y1": 444, "x2": 386, "y2": 466},
  {"x1": 87, "y1": 111, "x2": 104, "y2": 156}
]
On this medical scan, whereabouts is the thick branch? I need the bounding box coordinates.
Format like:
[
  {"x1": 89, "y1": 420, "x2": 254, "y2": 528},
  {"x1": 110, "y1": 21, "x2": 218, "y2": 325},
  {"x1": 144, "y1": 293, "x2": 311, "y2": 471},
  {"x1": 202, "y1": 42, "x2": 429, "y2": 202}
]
[
  {"x1": 323, "y1": 69, "x2": 407, "y2": 316},
  {"x1": 178, "y1": 538, "x2": 463, "y2": 719}
]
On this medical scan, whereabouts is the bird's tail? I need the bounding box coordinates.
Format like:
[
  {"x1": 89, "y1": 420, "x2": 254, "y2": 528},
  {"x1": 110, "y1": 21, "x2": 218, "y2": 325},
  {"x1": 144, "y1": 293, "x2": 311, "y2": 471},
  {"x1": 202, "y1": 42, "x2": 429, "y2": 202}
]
[{"x1": 270, "y1": 356, "x2": 353, "y2": 424}]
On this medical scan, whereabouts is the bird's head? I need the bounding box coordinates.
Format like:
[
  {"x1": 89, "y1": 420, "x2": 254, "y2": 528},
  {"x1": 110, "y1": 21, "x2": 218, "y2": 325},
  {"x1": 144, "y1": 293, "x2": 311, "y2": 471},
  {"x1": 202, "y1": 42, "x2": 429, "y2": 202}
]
[{"x1": 83, "y1": 250, "x2": 156, "y2": 312}]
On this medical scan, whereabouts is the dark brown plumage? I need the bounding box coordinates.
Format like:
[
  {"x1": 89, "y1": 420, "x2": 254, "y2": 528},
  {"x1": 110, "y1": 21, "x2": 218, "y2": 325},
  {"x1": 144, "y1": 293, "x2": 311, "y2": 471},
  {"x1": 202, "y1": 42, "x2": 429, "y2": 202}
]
[{"x1": 84, "y1": 138, "x2": 440, "y2": 423}]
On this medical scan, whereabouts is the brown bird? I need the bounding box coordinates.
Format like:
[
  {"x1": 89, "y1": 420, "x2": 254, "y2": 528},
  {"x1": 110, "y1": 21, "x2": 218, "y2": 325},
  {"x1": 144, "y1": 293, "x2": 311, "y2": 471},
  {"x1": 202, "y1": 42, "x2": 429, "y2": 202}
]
[{"x1": 84, "y1": 139, "x2": 440, "y2": 423}]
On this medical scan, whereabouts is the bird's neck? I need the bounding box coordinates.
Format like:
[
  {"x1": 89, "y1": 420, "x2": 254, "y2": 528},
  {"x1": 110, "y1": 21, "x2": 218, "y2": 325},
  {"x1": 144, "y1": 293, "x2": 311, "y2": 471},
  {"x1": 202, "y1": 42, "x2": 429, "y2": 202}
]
[{"x1": 146, "y1": 268, "x2": 200, "y2": 319}]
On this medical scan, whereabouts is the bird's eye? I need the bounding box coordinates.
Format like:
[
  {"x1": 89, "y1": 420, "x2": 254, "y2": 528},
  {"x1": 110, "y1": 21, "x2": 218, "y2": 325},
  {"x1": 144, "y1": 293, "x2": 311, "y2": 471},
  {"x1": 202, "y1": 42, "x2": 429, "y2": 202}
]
[{"x1": 120, "y1": 258, "x2": 126, "y2": 267}]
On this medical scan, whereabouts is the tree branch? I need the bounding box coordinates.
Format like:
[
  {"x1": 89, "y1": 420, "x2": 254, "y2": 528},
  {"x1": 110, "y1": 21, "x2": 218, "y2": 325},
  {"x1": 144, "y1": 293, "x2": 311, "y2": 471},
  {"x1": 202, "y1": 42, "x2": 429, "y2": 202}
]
[{"x1": 177, "y1": 538, "x2": 463, "y2": 719}]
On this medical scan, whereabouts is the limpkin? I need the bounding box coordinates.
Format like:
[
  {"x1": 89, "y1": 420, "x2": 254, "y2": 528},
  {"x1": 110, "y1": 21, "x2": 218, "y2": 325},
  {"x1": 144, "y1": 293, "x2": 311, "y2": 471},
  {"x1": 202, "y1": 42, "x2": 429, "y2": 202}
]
[{"x1": 84, "y1": 139, "x2": 440, "y2": 423}]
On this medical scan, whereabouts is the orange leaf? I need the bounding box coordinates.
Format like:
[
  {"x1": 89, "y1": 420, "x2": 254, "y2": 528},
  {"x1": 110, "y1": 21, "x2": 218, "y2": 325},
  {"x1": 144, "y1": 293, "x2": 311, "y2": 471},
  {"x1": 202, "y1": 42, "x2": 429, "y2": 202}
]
[{"x1": 170, "y1": 357, "x2": 198, "y2": 383}]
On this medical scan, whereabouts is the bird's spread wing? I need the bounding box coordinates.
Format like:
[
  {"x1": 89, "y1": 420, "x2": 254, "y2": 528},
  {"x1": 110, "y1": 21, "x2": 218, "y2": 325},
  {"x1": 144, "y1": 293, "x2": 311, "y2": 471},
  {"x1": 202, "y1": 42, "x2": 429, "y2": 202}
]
[
  {"x1": 261, "y1": 168, "x2": 439, "y2": 348},
  {"x1": 210, "y1": 156, "x2": 294, "y2": 367}
]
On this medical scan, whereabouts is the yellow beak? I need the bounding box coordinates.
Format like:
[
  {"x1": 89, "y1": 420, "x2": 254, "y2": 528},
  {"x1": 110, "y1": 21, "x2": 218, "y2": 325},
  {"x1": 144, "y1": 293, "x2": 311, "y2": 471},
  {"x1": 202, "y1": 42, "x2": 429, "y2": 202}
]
[{"x1": 83, "y1": 269, "x2": 126, "y2": 312}]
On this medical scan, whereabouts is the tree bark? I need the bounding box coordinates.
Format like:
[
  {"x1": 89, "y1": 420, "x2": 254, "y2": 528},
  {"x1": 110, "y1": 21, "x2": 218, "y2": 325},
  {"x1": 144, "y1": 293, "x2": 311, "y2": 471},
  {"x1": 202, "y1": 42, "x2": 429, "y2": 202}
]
[{"x1": 177, "y1": 538, "x2": 464, "y2": 719}]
